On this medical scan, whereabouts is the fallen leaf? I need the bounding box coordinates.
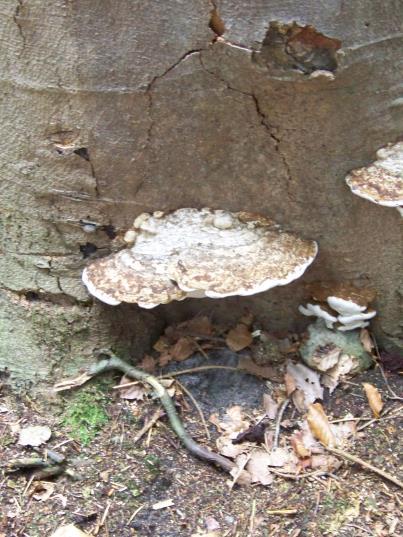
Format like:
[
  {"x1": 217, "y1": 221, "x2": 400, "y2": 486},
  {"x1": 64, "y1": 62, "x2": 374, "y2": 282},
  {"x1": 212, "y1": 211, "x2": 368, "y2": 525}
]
[
  {"x1": 152, "y1": 499, "x2": 174, "y2": 510},
  {"x1": 286, "y1": 362, "x2": 323, "y2": 411},
  {"x1": 291, "y1": 431, "x2": 311, "y2": 458},
  {"x1": 18, "y1": 425, "x2": 52, "y2": 447},
  {"x1": 204, "y1": 516, "x2": 220, "y2": 531},
  {"x1": 307, "y1": 403, "x2": 336, "y2": 448},
  {"x1": 217, "y1": 436, "x2": 249, "y2": 458},
  {"x1": 362, "y1": 382, "x2": 383, "y2": 418},
  {"x1": 310, "y1": 453, "x2": 342, "y2": 472},
  {"x1": 30, "y1": 481, "x2": 55, "y2": 502},
  {"x1": 53, "y1": 372, "x2": 92, "y2": 392},
  {"x1": 171, "y1": 337, "x2": 197, "y2": 361},
  {"x1": 226, "y1": 324, "x2": 253, "y2": 352},
  {"x1": 51, "y1": 525, "x2": 90, "y2": 537},
  {"x1": 181, "y1": 315, "x2": 214, "y2": 336},
  {"x1": 246, "y1": 450, "x2": 274, "y2": 485},
  {"x1": 153, "y1": 335, "x2": 171, "y2": 353},
  {"x1": 360, "y1": 329, "x2": 374, "y2": 353},
  {"x1": 239, "y1": 356, "x2": 282, "y2": 381},
  {"x1": 118, "y1": 375, "x2": 149, "y2": 400},
  {"x1": 262, "y1": 393, "x2": 279, "y2": 419}
]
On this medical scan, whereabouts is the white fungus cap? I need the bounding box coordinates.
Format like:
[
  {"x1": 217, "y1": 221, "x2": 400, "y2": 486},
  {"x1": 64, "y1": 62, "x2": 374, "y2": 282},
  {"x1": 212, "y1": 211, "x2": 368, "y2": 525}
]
[
  {"x1": 345, "y1": 141, "x2": 403, "y2": 215},
  {"x1": 82, "y1": 208, "x2": 318, "y2": 308},
  {"x1": 298, "y1": 303, "x2": 337, "y2": 329},
  {"x1": 299, "y1": 283, "x2": 377, "y2": 331}
]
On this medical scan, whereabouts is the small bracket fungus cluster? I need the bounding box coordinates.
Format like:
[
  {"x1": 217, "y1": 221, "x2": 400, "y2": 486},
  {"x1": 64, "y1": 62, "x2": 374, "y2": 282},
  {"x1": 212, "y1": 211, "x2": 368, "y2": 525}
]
[
  {"x1": 82, "y1": 208, "x2": 318, "y2": 308},
  {"x1": 299, "y1": 283, "x2": 376, "y2": 331},
  {"x1": 345, "y1": 141, "x2": 403, "y2": 216}
]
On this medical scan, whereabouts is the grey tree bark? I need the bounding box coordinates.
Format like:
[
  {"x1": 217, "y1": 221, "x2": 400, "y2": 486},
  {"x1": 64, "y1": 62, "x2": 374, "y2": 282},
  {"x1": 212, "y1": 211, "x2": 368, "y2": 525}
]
[{"x1": 1, "y1": 0, "x2": 402, "y2": 387}]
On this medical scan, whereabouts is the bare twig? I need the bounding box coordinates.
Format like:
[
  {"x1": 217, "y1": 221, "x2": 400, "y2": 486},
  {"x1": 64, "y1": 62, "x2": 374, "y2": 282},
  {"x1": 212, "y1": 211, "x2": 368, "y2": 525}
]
[
  {"x1": 69, "y1": 353, "x2": 250, "y2": 480},
  {"x1": 272, "y1": 398, "x2": 290, "y2": 450},
  {"x1": 174, "y1": 379, "x2": 210, "y2": 440},
  {"x1": 266, "y1": 509, "x2": 297, "y2": 515},
  {"x1": 132, "y1": 407, "x2": 164, "y2": 445},
  {"x1": 357, "y1": 404, "x2": 402, "y2": 431},
  {"x1": 325, "y1": 446, "x2": 403, "y2": 489},
  {"x1": 372, "y1": 336, "x2": 399, "y2": 398}
]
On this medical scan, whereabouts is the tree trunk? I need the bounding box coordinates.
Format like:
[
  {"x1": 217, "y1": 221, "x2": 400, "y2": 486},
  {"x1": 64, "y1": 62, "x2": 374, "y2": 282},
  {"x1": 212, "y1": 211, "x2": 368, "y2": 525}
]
[{"x1": 1, "y1": 0, "x2": 402, "y2": 386}]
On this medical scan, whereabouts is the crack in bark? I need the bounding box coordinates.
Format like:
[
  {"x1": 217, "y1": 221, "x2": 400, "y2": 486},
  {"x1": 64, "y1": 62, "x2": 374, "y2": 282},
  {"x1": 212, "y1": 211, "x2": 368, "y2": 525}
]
[
  {"x1": 199, "y1": 54, "x2": 296, "y2": 201},
  {"x1": 87, "y1": 152, "x2": 100, "y2": 198},
  {"x1": 13, "y1": 0, "x2": 26, "y2": 54},
  {"x1": 137, "y1": 49, "x2": 205, "y2": 196}
]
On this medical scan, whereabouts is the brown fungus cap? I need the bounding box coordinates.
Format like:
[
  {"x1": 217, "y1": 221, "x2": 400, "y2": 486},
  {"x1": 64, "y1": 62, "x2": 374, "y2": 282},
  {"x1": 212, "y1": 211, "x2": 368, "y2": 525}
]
[
  {"x1": 345, "y1": 141, "x2": 403, "y2": 211},
  {"x1": 82, "y1": 208, "x2": 318, "y2": 308}
]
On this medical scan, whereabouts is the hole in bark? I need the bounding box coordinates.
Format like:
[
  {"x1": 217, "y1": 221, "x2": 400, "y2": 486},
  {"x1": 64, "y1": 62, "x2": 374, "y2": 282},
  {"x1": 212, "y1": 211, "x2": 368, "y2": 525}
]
[
  {"x1": 101, "y1": 224, "x2": 117, "y2": 239},
  {"x1": 209, "y1": 3, "x2": 225, "y2": 36},
  {"x1": 255, "y1": 22, "x2": 341, "y2": 74},
  {"x1": 25, "y1": 291, "x2": 40, "y2": 301},
  {"x1": 74, "y1": 147, "x2": 90, "y2": 161},
  {"x1": 80, "y1": 242, "x2": 98, "y2": 258}
]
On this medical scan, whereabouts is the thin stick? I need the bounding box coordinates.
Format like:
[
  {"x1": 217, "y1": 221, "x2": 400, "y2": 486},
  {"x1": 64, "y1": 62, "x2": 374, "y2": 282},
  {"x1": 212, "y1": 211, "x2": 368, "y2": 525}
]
[
  {"x1": 325, "y1": 446, "x2": 403, "y2": 489},
  {"x1": 266, "y1": 509, "x2": 297, "y2": 515},
  {"x1": 248, "y1": 499, "x2": 256, "y2": 537},
  {"x1": 272, "y1": 398, "x2": 290, "y2": 450},
  {"x1": 174, "y1": 379, "x2": 211, "y2": 440},
  {"x1": 113, "y1": 365, "x2": 240, "y2": 390},
  {"x1": 372, "y1": 336, "x2": 399, "y2": 398},
  {"x1": 94, "y1": 500, "x2": 112, "y2": 535},
  {"x1": 83, "y1": 354, "x2": 249, "y2": 479},
  {"x1": 127, "y1": 504, "x2": 145, "y2": 525},
  {"x1": 357, "y1": 404, "x2": 402, "y2": 431},
  {"x1": 192, "y1": 338, "x2": 210, "y2": 361},
  {"x1": 132, "y1": 407, "x2": 164, "y2": 445}
]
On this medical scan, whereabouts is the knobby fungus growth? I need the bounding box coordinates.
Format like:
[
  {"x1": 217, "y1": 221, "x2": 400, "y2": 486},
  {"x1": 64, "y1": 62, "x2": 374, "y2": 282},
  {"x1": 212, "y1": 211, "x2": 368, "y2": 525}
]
[{"x1": 345, "y1": 141, "x2": 403, "y2": 216}]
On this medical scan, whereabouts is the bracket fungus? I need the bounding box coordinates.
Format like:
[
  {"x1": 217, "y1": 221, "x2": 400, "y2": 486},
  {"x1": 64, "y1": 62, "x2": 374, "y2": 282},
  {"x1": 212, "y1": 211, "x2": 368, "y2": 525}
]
[
  {"x1": 82, "y1": 208, "x2": 318, "y2": 308},
  {"x1": 345, "y1": 141, "x2": 403, "y2": 216},
  {"x1": 299, "y1": 282, "x2": 376, "y2": 331}
]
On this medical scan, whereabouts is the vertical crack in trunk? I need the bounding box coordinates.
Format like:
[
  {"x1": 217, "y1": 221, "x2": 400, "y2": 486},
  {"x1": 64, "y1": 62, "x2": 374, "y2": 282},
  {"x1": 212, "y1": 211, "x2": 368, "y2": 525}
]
[
  {"x1": 199, "y1": 55, "x2": 296, "y2": 202},
  {"x1": 13, "y1": 0, "x2": 26, "y2": 53}
]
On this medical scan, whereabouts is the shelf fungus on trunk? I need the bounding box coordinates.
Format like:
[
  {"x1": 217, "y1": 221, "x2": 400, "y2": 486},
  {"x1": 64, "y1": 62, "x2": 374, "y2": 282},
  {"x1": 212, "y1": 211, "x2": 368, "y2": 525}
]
[
  {"x1": 299, "y1": 282, "x2": 376, "y2": 331},
  {"x1": 345, "y1": 141, "x2": 403, "y2": 216},
  {"x1": 82, "y1": 208, "x2": 318, "y2": 308}
]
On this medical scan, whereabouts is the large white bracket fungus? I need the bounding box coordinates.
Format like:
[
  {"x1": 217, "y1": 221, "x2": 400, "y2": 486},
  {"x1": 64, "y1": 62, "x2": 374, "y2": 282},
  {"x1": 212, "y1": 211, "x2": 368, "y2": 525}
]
[
  {"x1": 345, "y1": 141, "x2": 403, "y2": 216},
  {"x1": 299, "y1": 282, "x2": 376, "y2": 331},
  {"x1": 82, "y1": 208, "x2": 318, "y2": 308}
]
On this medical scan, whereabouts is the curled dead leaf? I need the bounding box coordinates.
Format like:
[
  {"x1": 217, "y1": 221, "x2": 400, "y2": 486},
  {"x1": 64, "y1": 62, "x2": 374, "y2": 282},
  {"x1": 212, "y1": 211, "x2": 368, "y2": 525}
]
[
  {"x1": 307, "y1": 403, "x2": 336, "y2": 448},
  {"x1": 362, "y1": 382, "x2": 383, "y2": 418}
]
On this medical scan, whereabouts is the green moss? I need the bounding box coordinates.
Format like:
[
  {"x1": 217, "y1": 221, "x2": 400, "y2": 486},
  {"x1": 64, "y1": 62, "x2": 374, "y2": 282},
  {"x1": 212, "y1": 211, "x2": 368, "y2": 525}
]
[{"x1": 61, "y1": 384, "x2": 110, "y2": 445}]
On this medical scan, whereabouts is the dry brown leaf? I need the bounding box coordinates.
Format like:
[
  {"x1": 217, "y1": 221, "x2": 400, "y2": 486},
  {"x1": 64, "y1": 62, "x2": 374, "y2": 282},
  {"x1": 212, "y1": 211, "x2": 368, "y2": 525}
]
[
  {"x1": 171, "y1": 337, "x2": 197, "y2": 361},
  {"x1": 239, "y1": 356, "x2": 282, "y2": 381},
  {"x1": 216, "y1": 436, "x2": 249, "y2": 458},
  {"x1": 181, "y1": 316, "x2": 214, "y2": 336},
  {"x1": 310, "y1": 453, "x2": 342, "y2": 472},
  {"x1": 360, "y1": 329, "x2": 374, "y2": 353},
  {"x1": 30, "y1": 481, "x2": 55, "y2": 502},
  {"x1": 307, "y1": 403, "x2": 336, "y2": 448},
  {"x1": 262, "y1": 393, "x2": 279, "y2": 419},
  {"x1": 153, "y1": 335, "x2": 171, "y2": 353},
  {"x1": 291, "y1": 431, "x2": 311, "y2": 458},
  {"x1": 246, "y1": 450, "x2": 274, "y2": 485},
  {"x1": 53, "y1": 372, "x2": 92, "y2": 392},
  {"x1": 226, "y1": 323, "x2": 253, "y2": 352},
  {"x1": 118, "y1": 375, "x2": 149, "y2": 400},
  {"x1": 362, "y1": 382, "x2": 383, "y2": 418},
  {"x1": 286, "y1": 362, "x2": 323, "y2": 411}
]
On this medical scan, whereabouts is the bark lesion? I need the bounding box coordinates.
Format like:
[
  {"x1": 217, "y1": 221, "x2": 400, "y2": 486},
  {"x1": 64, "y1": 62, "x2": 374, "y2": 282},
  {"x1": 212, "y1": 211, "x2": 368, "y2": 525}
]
[{"x1": 13, "y1": 0, "x2": 26, "y2": 53}]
